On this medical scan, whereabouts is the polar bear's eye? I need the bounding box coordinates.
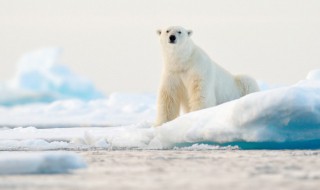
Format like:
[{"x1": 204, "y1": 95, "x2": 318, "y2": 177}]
[
  {"x1": 166, "y1": 30, "x2": 170, "y2": 33},
  {"x1": 178, "y1": 31, "x2": 181, "y2": 34}
]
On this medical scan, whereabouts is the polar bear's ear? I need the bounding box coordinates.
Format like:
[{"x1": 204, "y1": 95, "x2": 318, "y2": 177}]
[
  {"x1": 157, "y1": 30, "x2": 162, "y2": 35},
  {"x1": 187, "y1": 30, "x2": 193, "y2": 36}
]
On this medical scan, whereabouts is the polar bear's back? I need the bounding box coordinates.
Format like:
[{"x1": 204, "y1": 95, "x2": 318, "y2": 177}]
[
  {"x1": 213, "y1": 66, "x2": 243, "y2": 104},
  {"x1": 234, "y1": 75, "x2": 260, "y2": 96},
  {"x1": 195, "y1": 48, "x2": 259, "y2": 105},
  {"x1": 207, "y1": 63, "x2": 259, "y2": 105}
]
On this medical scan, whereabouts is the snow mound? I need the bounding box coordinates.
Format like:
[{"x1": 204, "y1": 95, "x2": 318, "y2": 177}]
[
  {"x1": 0, "y1": 48, "x2": 103, "y2": 106},
  {"x1": 0, "y1": 152, "x2": 86, "y2": 174},
  {"x1": 150, "y1": 79, "x2": 320, "y2": 149}
]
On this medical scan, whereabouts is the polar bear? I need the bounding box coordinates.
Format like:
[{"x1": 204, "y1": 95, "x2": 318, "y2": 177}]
[{"x1": 155, "y1": 26, "x2": 259, "y2": 126}]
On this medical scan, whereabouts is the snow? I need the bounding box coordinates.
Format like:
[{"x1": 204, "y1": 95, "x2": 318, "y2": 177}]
[
  {"x1": 0, "y1": 125, "x2": 153, "y2": 150},
  {"x1": 152, "y1": 80, "x2": 320, "y2": 147},
  {"x1": 0, "y1": 93, "x2": 156, "y2": 127},
  {"x1": 0, "y1": 151, "x2": 86, "y2": 174},
  {"x1": 173, "y1": 144, "x2": 239, "y2": 150},
  {"x1": 0, "y1": 72, "x2": 320, "y2": 149},
  {"x1": 0, "y1": 52, "x2": 156, "y2": 125},
  {"x1": 0, "y1": 49, "x2": 320, "y2": 150},
  {"x1": 0, "y1": 48, "x2": 103, "y2": 106},
  {"x1": 306, "y1": 69, "x2": 320, "y2": 81},
  {"x1": 2, "y1": 76, "x2": 320, "y2": 151}
]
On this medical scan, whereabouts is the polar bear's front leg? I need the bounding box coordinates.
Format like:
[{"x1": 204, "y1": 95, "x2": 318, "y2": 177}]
[
  {"x1": 155, "y1": 78, "x2": 181, "y2": 126},
  {"x1": 188, "y1": 76, "x2": 214, "y2": 111}
]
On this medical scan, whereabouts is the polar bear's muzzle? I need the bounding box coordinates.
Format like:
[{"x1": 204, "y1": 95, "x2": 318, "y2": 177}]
[{"x1": 169, "y1": 35, "x2": 176, "y2": 44}]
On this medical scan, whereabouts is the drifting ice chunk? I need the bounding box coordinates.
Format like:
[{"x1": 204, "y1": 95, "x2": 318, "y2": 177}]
[
  {"x1": 306, "y1": 69, "x2": 320, "y2": 81},
  {"x1": 0, "y1": 48, "x2": 103, "y2": 106},
  {"x1": 0, "y1": 151, "x2": 86, "y2": 174}
]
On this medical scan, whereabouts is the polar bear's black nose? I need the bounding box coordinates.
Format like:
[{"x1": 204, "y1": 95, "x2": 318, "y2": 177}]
[{"x1": 169, "y1": 35, "x2": 176, "y2": 43}]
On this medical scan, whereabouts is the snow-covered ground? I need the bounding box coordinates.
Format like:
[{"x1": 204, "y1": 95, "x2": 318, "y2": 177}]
[{"x1": 1, "y1": 150, "x2": 319, "y2": 190}]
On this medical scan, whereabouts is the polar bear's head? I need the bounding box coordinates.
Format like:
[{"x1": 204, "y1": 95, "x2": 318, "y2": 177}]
[{"x1": 157, "y1": 26, "x2": 193, "y2": 49}]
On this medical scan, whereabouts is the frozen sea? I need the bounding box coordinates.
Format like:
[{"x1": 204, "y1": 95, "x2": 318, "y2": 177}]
[
  {"x1": 1, "y1": 150, "x2": 319, "y2": 190},
  {"x1": 0, "y1": 49, "x2": 319, "y2": 190}
]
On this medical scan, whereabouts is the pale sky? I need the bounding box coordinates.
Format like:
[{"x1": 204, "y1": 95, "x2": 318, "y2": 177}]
[{"x1": 0, "y1": 0, "x2": 320, "y2": 94}]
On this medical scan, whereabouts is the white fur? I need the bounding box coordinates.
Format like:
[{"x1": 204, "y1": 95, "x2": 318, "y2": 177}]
[{"x1": 155, "y1": 26, "x2": 259, "y2": 126}]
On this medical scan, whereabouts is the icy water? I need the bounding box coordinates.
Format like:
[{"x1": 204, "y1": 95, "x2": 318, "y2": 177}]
[{"x1": 0, "y1": 150, "x2": 319, "y2": 190}]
